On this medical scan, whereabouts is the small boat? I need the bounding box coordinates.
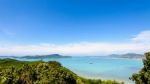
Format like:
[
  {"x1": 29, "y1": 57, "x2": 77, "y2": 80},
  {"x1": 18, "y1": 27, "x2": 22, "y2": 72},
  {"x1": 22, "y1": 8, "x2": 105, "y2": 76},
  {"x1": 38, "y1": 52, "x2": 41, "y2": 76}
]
[{"x1": 89, "y1": 63, "x2": 93, "y2": 64}]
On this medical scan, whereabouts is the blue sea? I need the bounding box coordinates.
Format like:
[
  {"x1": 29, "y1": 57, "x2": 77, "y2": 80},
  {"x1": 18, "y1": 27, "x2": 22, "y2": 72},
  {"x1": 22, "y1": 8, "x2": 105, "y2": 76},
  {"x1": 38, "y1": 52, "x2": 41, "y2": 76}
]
[{"x1": 17, "y1": 56, "x2": 143, "y2": 84}]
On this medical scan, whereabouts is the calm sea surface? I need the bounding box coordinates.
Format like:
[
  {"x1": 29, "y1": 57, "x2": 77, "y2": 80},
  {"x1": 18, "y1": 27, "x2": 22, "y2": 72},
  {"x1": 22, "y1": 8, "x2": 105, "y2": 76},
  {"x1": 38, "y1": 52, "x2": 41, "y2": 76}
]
[{"x1": 17, "y1": 56, "x2": 143, "y2": 84}]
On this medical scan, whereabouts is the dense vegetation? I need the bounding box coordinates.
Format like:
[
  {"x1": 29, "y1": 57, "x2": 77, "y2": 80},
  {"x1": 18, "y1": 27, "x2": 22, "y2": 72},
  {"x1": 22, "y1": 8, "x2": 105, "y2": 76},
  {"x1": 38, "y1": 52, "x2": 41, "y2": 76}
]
[
  {"x1": 130, "y1": 52, "x2": 150, "y2": 84},
  {"x1": 0, "y1": 58, "x2": 123, "y2": 84}
]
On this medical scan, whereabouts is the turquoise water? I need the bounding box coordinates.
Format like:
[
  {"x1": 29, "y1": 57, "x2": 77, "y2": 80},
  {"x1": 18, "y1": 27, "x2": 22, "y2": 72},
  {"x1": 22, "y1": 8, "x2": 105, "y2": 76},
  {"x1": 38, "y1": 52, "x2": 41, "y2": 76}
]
[{"x1": 17, "y1": 56, "x2": 143, "y2": 84}]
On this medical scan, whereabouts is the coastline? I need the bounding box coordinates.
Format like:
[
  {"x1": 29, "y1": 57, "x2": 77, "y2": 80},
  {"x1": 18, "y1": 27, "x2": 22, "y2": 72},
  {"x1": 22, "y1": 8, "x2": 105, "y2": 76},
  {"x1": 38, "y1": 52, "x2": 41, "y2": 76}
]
[
  {"x1": 71, "y1": 69, "x2": 134, "y2": 84},
  {"x1": 0, "y1": 56, "x2": 142, "y2": 84}
]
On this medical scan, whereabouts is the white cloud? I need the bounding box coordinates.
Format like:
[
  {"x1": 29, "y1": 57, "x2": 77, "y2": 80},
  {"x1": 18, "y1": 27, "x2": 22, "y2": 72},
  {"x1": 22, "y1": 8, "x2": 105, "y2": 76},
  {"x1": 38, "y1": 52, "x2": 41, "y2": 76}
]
[
  {"x1": 132, "y1": 30, "x2": 150, "y2": 44},
  {"x1": 0, "y1": 30, "x2": 150, "y2": 56}
]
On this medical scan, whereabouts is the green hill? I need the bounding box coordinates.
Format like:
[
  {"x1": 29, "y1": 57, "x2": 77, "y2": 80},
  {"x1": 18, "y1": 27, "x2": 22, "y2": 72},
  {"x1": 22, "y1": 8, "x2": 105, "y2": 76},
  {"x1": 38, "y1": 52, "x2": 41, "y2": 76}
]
[{"x1": 0, "y1": 59, "x2": 123, "y2": 84}]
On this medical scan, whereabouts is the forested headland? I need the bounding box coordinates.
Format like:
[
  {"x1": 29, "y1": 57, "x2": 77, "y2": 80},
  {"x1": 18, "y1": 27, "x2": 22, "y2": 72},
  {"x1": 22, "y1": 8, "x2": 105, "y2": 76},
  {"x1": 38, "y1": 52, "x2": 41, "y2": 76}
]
[{"x1": 0, "y1": 58, "x2": 123, "y2": 84}]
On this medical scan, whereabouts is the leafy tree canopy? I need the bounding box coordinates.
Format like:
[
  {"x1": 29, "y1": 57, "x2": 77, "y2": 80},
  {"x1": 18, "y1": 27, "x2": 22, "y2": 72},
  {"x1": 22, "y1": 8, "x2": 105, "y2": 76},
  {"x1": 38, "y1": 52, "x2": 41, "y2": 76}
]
[
  {"x1": 130, "y1": 52, "x2": 150, "y2": 84},
  {"x1": 0, "y1": 59, "x2": 123, "y2": 84}
]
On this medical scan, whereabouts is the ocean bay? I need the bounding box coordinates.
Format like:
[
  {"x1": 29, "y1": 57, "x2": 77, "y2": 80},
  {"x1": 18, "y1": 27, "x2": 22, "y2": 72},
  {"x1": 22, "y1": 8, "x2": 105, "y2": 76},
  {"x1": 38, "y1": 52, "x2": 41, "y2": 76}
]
[{"x1": 17, "y1": 56, "x2": 143, "y2": 84}]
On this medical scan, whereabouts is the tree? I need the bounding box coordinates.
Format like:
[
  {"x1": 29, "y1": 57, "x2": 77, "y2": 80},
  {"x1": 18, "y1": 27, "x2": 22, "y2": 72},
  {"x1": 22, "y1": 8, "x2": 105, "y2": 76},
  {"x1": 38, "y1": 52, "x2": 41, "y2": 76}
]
[
  {"x1": 0, "y1": 59, "x2": 123, "y2": 84},
  {"x1": 130, "y1": 52, "x2": 150, "y2": 84}
]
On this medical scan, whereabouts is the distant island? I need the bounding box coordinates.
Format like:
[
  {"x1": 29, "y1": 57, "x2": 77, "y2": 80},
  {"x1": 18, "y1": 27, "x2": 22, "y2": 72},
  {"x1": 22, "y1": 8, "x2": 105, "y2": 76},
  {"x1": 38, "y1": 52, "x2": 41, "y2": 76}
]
[
  {"x1": 108, "y1": 53, "x2": 144, "y2": 59},
  {"x1": 20, "y1": 54, "x2": 71, "y2": 59},
  {"x1": 0, "y1": 54, "x2": 71, "y2": 59}
]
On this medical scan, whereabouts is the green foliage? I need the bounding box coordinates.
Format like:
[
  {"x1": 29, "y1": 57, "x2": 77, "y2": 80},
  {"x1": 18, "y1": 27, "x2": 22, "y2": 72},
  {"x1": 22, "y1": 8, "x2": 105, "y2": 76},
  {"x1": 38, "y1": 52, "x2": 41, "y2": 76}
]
[
  {"x1": 130, "y1": 52, "x2": 150, "y2": 84},
  {"x1": 77, "y1": 78, "x2": 123, "y2": 84},
  {"x1": 0, "y1": 59, "x2": 123, "y2": 84}
]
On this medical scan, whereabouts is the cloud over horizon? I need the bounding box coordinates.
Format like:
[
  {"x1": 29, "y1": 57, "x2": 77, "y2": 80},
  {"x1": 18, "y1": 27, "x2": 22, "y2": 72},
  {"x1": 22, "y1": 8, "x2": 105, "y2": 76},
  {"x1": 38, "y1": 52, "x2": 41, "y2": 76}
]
[
  {"x1": 0, "y1": 30, "x2": 150, "y2": 56},
  {"x1": 132, "y1": 30, "x2": 150, "y2": 44}
]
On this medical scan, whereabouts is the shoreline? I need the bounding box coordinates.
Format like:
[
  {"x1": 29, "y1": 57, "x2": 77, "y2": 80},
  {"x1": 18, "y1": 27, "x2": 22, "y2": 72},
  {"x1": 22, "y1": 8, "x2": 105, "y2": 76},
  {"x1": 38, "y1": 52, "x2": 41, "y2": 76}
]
[{"x1": 71, "y1": 69, "x2": 134, "y2": 84}]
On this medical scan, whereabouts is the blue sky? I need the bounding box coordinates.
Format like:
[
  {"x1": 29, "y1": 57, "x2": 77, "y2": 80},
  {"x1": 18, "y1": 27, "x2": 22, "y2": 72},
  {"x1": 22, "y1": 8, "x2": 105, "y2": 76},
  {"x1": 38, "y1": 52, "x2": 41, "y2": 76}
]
[{"x1": 0, "y1": 0, "x2": 150, "y2": 56}]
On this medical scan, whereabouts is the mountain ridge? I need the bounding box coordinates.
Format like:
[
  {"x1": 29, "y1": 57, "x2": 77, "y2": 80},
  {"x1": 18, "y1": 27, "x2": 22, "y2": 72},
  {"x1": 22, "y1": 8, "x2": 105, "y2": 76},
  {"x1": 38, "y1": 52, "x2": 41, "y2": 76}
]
[
  {"x1": 108, "y1": 53, "x2": 144, "y2": 59},
  {"x1": 0, "y1": 54, "x2": 71, "y2": 59}
]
